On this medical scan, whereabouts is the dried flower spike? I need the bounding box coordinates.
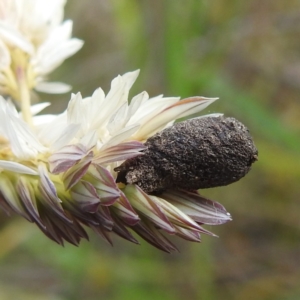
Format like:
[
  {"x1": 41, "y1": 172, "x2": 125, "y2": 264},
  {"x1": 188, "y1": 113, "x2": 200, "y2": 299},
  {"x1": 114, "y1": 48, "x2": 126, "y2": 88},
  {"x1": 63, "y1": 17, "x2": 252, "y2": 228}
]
[{"x1": 116, "y1": 116, "x2": 258, "y2": 193}]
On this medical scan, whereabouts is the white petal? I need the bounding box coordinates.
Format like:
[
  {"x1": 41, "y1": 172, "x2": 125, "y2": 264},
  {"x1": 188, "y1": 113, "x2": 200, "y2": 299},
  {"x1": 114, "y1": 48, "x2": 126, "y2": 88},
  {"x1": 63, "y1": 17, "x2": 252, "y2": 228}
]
[
  {"x1": 36, "y1": 112, "x2": 67, "y2": 145},
  {"x1": 0, "y1": 22, "x2": 34, "y2": 54},
  {"x1": 107, "y1": 102, "x2": 128, "y2": 135},
  {"x1": 51, "y1": 123, "x2": 81, "y2": 151},
  {"x1": 134, "y1": 97, "x2": 218, "y2": 139},
  {"x1": 127, "y1": 96, "x2": 180, "y2": 126},
  {"x1": 33, "y1": 114, "x2": 57, "y2": 125},
  {"x1": 30, "y1": 102, "x2": 51, "y2": 115},
  {"x1": 35, "y1": 81, "x2": 71, "y2": 94},
  {"x1": 32, "y1": 0, "x2": 66, "y2": 28},
  {"x1": 0, "y1": 39, "x2": 10, "y2": 69},
  {"x1": 99, "y1": 70, "x2": 140, "y2": 125},
  {"x1": 32, "y1": 20, "x2": 83, "y2": 74},
  {"x1": 0, "y1": 0, "x2": 81, "y2": 94},
  {"x1": 121, "y1": 70, "x2": 140, "y2": 91},
  {"x1": 37, "y1": 20, "x2": 73, "y2": 54},
  {"x1": 67, "y1": 92, "x2": 83, "y2": 125},
  {"x1": 79, "y1": 130, "x2": 98, "y2": 150},
  {"x1": 90, "y1": 87, "x2": 106, "y2": 111},
  {"x1": 127, "y1": 91, "x2": 149, "y2": 119},
  {"x1": 35, "y1": 38, "x2": 84, "y2": 75},
  {"x1": 102, "y1": 124, "x2": 140, "y2": 149},
  {"x1": 86, "y1": 88, "x2": 108, "y2": 130},
  {"x1": 0, "y1": 160, "x2": 38, "y2": 175},
  {"x1": 0, "y1": 101, "x2": 45, "y2": 158},
  {"x1": 9, "y1": 114, "x2": 45, "y2": 151}
]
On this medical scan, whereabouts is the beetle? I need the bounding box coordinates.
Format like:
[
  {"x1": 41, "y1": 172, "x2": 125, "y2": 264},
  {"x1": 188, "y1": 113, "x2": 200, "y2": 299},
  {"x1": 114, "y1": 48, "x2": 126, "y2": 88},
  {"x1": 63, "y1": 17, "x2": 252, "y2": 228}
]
[{"x1": 115, "y1": 116, "x2": 258, "y2": 194}]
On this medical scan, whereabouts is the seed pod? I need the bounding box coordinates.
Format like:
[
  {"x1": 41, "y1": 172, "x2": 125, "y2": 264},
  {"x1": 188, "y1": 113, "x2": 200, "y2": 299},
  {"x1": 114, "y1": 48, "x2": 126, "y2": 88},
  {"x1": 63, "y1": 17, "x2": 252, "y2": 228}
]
[{"x1": 115, "y1": 116, "x2": 258, "y2": 193}]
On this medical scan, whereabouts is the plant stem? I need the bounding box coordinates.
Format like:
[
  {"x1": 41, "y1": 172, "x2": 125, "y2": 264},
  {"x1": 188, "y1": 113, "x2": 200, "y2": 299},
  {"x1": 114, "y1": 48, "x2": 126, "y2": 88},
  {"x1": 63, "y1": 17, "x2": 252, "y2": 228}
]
[{"x1": 18, "y1": 67, "x2": 33, "y2": 126}]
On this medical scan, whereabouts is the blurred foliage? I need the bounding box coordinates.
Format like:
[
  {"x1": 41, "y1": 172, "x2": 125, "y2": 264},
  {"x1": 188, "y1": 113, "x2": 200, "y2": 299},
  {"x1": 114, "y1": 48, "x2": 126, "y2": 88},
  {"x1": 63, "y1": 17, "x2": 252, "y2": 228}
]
[{"x1": 1, "y1": 0, "x2": 300, "y2": 299}]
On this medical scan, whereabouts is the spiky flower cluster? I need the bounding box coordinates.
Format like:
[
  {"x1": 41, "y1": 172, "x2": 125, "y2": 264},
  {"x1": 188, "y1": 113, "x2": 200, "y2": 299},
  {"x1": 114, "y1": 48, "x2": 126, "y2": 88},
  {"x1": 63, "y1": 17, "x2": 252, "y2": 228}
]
[
  {"x1": 0, "y1": 0, "x2": 232, "y2": 252},
  {"x1": 0, "y1": 70, "x2": 232, "y2": 252},
  {"x1": 0, "y1": 0, "x2": 83, "y2": 100}
]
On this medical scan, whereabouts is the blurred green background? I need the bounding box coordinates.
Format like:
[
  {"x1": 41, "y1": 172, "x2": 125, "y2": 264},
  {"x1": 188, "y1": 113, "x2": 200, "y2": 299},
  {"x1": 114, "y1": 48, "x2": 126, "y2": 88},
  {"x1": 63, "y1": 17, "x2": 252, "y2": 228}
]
[{"x1": 1, "y1": 0, "x2": 300, "y2": 299}]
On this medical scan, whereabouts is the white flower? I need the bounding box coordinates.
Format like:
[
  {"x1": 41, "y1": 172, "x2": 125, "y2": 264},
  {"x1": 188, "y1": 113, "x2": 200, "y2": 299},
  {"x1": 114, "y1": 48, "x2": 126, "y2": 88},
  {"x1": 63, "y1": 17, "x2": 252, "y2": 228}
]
[
  {"x1": 0, "y1": 70, "x2": 231, "y2": 252},
  {"x1": 0, "y1": 0, "x2": 83, "y2": 100}
]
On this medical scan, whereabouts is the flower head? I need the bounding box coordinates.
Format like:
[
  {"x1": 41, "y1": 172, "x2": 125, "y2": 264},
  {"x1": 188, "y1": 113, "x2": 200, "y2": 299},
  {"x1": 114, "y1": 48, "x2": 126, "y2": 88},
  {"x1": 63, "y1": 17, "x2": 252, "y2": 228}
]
[
  {"x1": 0, "y1": 70, "x2": 232, "y2": 252},
  {"x1": 0, "y1": 0, "x2": 83, "y2": 100}
]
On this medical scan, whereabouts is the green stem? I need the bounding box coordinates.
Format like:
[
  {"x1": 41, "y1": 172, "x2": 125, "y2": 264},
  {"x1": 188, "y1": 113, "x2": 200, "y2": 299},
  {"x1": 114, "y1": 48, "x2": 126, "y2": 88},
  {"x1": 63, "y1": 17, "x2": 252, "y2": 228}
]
[{"x1": 18, "y1": 67, "x2": 33, "y2": 126}]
